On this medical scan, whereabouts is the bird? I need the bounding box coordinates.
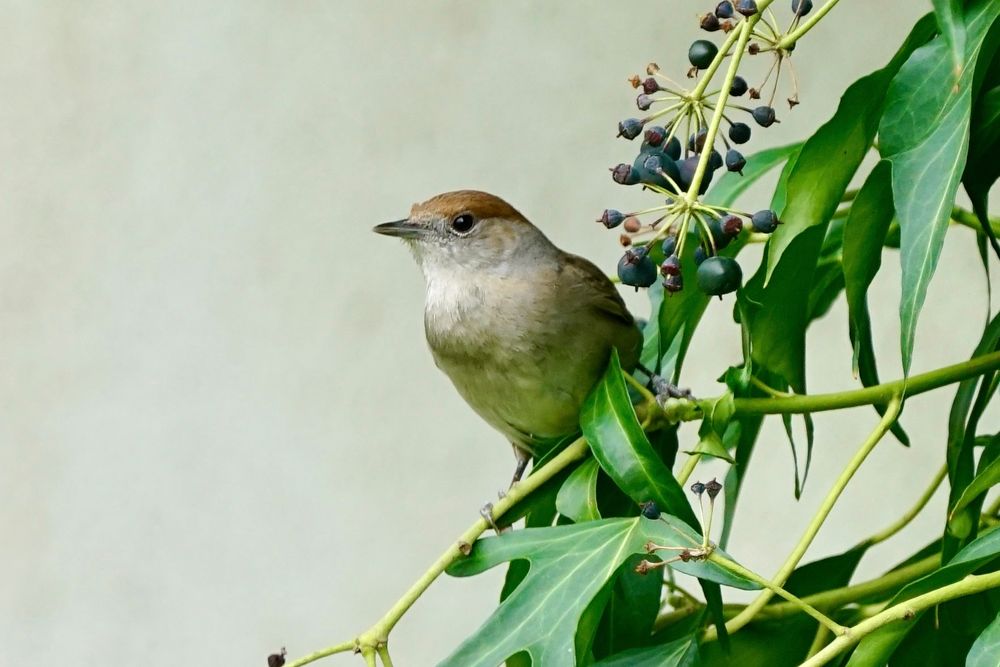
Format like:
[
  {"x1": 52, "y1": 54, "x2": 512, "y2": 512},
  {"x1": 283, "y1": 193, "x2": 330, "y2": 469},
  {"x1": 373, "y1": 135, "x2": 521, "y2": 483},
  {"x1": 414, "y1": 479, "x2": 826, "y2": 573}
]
[{"x1": 374, "y1": 190, "x2": 643, "y2": 488}]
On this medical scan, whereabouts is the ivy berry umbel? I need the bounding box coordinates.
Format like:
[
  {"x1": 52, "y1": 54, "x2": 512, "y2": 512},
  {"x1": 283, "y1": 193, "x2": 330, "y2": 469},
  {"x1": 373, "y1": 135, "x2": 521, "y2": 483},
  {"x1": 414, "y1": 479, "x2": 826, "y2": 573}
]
[{"x1": 603, "y1": 0, "x2": 802, "y2": 298}]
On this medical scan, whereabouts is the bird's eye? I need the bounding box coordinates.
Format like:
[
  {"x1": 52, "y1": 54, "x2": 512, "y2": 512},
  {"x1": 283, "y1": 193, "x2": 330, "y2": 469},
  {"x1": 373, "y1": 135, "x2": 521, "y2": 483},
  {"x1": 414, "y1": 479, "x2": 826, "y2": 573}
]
[{"x1": 451, "y1": 213, "x2": 476, "y2": 233}]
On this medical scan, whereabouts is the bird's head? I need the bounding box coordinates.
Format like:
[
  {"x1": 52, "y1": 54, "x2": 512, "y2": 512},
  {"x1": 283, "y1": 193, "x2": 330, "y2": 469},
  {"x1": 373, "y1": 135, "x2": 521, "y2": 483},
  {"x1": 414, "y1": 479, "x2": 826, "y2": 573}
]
[{"x1": 374, "y1": 190, "x2": 554, "y2": 274}]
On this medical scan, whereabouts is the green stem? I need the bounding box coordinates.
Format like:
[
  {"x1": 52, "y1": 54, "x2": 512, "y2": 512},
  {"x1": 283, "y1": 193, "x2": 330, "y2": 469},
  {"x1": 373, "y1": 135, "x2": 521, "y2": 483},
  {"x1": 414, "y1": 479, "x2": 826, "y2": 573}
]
[
  {"x1": 376, "y1": 645, "x2": 394, "y2": 667},
  {"x1": 729, "y1": 351, "x2": 1000, "y2": 416},
  {"x1": 953, "y1": 206, "x2": 1000, "y2": 236},
  {"x1": 862, "y1": 464, "x2": 946, "y2": 548},
  {"x1": 704, "y1": 397, "x2": 902, "y2": 640},
  {"x1": 800, "y1": 570, "x2": 1000, "y2": 667},
  {"x1": 676, "y1": 451, "x2": 700, "y2": 485},
  {"x1": 777, "y1": 0, "x2": 841, "y2": 49},
  {"x1": 285, "y1": 437, "x2": 590, "y2": 667},
  {"x1": 755, "y1": 553, "x2": 939, "y2": 621},
  {"x1": 709, "y1": 553, "x2": 846, "y2": 634}
]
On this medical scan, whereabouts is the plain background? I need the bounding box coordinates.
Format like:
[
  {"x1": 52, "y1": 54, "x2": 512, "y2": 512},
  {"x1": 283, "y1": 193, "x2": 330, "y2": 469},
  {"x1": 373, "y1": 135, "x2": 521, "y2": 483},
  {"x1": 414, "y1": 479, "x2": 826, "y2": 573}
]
[{"x1": 2, "y1": 2, "x2": 997, "y2": 665}]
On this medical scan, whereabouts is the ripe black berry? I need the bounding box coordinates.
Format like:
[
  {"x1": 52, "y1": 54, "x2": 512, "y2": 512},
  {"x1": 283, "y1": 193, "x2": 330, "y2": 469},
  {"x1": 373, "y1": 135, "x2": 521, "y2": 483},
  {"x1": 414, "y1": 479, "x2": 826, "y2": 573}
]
[
  {"x1": 678, "y1": 156, "x2": 713, "y2": 194},
  {"x1": 730, "y1": 75, "x2": 748, "y2": 97},
  {"x1": 690, "y1": 481, "x2": 706, "y2": 495},
  {"x1": 700, "y1": 13, "x2": 721, "y2": 32},
  {"x1": 688, "y1": 127, "x2": 708, "y2": 153},
  {"x1": 735, "y1": 0, "x2": 758, "y2": 16},
  {"x1": 728, "y1": 121, "x2": 751, "y2": 144},
  {"x1": 694, "y1": 246, "x2": 708, "y2": 265},
  {"x1": 611, "y1": 163, "x2": 641, "y2": 185},
  {"x1": 598, "y1": 209, "x2": 625, "y2": 228},
  {"x1": 660, "y1": 254, "x2": 681, "y2": 276},
  {"x1": 726, "y1": 149, "x2": 746, "y2": 173},
  {"x1": 792, "y1": 0, "x2": 813, "y2": 16},
  {"x1": 661, "y1": 235, "x2": 677, "y2": 257},
  {"x1": 752, "y1": 106, "x2": 777, "y2": 127},
  {"x1": 618, "y1": 247, "x2": 658, "y2": 289},
  {"x1": 707, "y1": 216, "x2": 731, "y2": 250},
  {"x1": 715, "y1": 1, "x2": 735, "y2": 18},
  {"x1": 688, "y1": 40, "x2": 719, "y2": 69},
  {"x1": 706, "y1": 478, "x2": 723, "y2": 499},
  {"x1": 268, "y1": 649, "x2": 287, "y2": 667},
  {"x1": 663, "y1": 136, "x2": 682, "y2": 160},
  {"x1": 708, "y1": 150, "x2": 723, "y2": 171},
  {"x1": 642, "y1": 77, "x2": 661, "y2": 94},
  {"x1": 618, "y1": 117, "x2": 645, "y2": 139},
  {"x1": 664, "y1": 273, "x2": 684, "y2": 293},
  {"x1": 722, "y1": 214, "x2": 743, "y2": 236},
  {"x1": 640, "y1": 501, "x2": 661, "y2": 519},
  {"x1": 751, "y1": 209, "x2": 779, "y2": 233},
  {"x1": 643, "y1": 125, "x2": 667, "y2": 148},
  {"x1": 696, "y1": 256, "x2": 742, "y2": 295}
]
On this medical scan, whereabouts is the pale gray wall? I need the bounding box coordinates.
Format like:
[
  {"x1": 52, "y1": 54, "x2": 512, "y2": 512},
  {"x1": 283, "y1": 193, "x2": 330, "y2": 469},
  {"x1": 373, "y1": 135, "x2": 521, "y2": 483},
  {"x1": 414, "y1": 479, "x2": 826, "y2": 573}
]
[{"x1": 1, "y1": 2, "x2": 996, "y2": 666}]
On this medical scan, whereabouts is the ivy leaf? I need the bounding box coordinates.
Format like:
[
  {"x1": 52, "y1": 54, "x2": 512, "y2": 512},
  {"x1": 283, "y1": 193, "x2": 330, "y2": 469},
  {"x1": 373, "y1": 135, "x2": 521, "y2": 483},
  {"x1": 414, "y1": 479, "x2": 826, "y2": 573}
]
[
  {"x1": 841, "y1": 161, "x2": 911, "y2": 446},
  {"x1": 763, "y1": 15, "x2": 936, "y2": 283},
  {"x1": 594, "y1": 634, "x2": 700, "y2": 666},
  {"x1": 932, "y1": 0, "x2": 966, "y2": 86},
  {"x1": 442, "y1": 517, "x2": 757, "y2": 666},
  {"x1": 945, "y1": 311, "x2": 1000, "y2": 559},
  {"x1": 848, "y1": 525, "x2": 1000, "y2": 665},
  {"x1": 963, "y1": 23, "x2": 1000, "y2": 261},
  {"x1": 950, "y1": 437, "x2": 1000, "y2": 536},
  {"x1": 707, "y1": 142, "x2": 803, "y2": 208},
  {"x1": 880, "y1": 0, "x2": 1000, "y2": 375},
  {"x1": 581, "y1": 350, "x2": 698, "y2": 529},
  {"x1": 968, "y1": 610, "x2": 1000, "y2": 667},
  {"x1": 557, "y1": 459, "x2": 602, "y2": 523}
]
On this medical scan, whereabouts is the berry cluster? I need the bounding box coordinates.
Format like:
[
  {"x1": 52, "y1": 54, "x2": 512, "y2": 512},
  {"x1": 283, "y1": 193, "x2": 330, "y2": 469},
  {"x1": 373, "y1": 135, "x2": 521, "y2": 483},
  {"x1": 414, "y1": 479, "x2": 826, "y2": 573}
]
[{"x1": 600, "y1": 1, "x2": 810, "y2": 297}]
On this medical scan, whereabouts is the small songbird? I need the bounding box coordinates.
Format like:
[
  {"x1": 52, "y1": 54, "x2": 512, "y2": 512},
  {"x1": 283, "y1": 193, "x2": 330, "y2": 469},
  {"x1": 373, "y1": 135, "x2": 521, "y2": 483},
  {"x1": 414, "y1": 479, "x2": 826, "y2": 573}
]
[{"x1": 374, "y1": 190, "x2": 642, "y2": 486}]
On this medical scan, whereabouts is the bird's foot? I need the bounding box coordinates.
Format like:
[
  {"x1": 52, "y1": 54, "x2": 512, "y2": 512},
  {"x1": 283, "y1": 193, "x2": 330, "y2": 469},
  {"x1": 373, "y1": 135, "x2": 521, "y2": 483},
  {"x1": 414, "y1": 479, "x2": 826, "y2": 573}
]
[{"x1": 650, "y1": 374, "x2": 694, "y2": 402}]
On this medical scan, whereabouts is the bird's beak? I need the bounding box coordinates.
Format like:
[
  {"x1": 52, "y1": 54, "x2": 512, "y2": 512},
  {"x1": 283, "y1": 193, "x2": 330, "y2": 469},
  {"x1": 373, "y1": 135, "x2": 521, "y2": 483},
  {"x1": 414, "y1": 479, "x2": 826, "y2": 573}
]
[{"x1": 373, "y1": 219, "x2": 427, "y2": 239}]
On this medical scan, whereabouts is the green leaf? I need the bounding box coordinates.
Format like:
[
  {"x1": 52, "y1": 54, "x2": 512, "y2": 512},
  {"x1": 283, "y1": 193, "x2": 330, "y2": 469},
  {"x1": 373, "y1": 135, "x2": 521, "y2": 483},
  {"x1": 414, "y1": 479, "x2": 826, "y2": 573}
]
[
  {"x1": 968, "y1": 610, "x2": 1000, "y2": 667},
  {"x1": 443, "y1": 517, "x2": 757, "y2": 666},
  {"x1": 841, "y1": 161, "x2": 911, "y2": 446},
  {"x1": 557, "y1": 459, "x2": 602, "y2": 523},
  {"x1": 592, "y1": 554, "x2": 663, "y2": 659},
  {"x1": 945, "y1": 311, "x2": 1000, "y2": 558},
  {"x1": 642, "y1": 143, "x2": 802, "y2": 380},
  {"x1": 880, "y1": 0, "x2": 1000, "y2": 375},
  {"x1": 963, "y1": 18, "x2": 1000, "y2": 261},
  {"x1": 932, "y1": 0, "x2": 966, "y2": 86},
  {"x1": 849, "y1": 526, "x2": 1000, "y2": 665},
  {"x1": 581, "y1": 350, "x2": 699, "y2": 529},
  {"x1": 594, "y1": 634, "x2": 700, "y2": 667},
  {"x1": 951, "y1": 434, "x2": 1000, "y2": 528},
  {"x1": 764, "y1": 15, "x2": 937, "y2": 283}
]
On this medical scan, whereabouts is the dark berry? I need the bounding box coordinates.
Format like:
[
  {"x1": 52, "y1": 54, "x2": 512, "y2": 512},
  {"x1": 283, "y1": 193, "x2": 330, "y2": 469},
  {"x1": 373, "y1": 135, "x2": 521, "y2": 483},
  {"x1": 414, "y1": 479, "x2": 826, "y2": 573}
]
[
  {"x1": 792, "y1": 0, "x2": 813, "y2": 15},
  {"x1": 636, "y1": 94, "x2": 654, "y2": 111},
  {"x1": 618, "y1": 247, "x2": 657, "y2": 289},
  {"x1": 735, "y1": 0, "x2": 758, "y2": 16},
  {"x1": 707, "y1": 216, "x2": 730, "y2": 250},
  {"x1": 730, "y1": 75, "x2": 749, "y2": 97},
  {"x1": 661, "y1": 235, "x2": 677, "y2": 257},
  {"x1": 678, "y1": 156, "x2": 713, "y2": 194},
  {"x1": 751, "y1": 209, "x2": 780, "y2": 233},
  {"x1": 715, "y1": 1, "x2": 735, "y2": 18},
  {"x1": 663, "y1": 136, "x2": 682, "y2": 160},
  {"x1": 752, "y1": 106, "x2": 777, "y2": 127},
  {"x1": 623, "y1": 217, "x2": 642, "y2": 233},
  {"x1": 640, "y1": 500, "x2": 661, "y2": 519},
  {"x1": 642, "y1": 77, "x2": 661, "y2": 94},
  {"x1": 664, "y1": 273, "x2": 684, "y2": 293},
  {"x1": 700, "y1": 13, "x2": 721, "y2": 32},
  {"x1": 688, "y1": 127, "x2": 708, "y2": 153},
  {"x1": 660, "y1": 254, "x2": 681, "y2": 276},
  {"x1": 688, "y1": 40, "x2": 719, "y2": 69},
  {"x1": 722, "y1": 214, "x2": 743, "y2": 236},
  {"x1": 706, "y1": 478, "x2": 723, "y2": 499},
  {"x1": 696, "y1": 256, "x2": 742, "y2": 295},
  {"x1": 598, "y1": 209, "x2": 625, "y2": 228},
  {"x1": 268, "y1": 650, "x2": 287, "y2": 667},
  {"x1": 708, "y1": 149, "x2": 723, "y2": 171},
  {"x1": 643, "y1": 126, "x2": 666, "y2": 147},
  {"x1": 611, "y1": 163, "x2": 641, "y2": 185},
  {"x1": 728, "y1": 121, "x2": 751, "y2": 144},
  {"x1": 694, "y1": 246, "x2": 708, "y2": 265},
  {"x1": 690, "y1": 481, "x2": 706, "y2": 495},
  {"x1": 618, "y1": 117, "x2": 645, "y2": 139},
  {"x1": 726, "y1": 149, "x2": 746, "y2": 173}
]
